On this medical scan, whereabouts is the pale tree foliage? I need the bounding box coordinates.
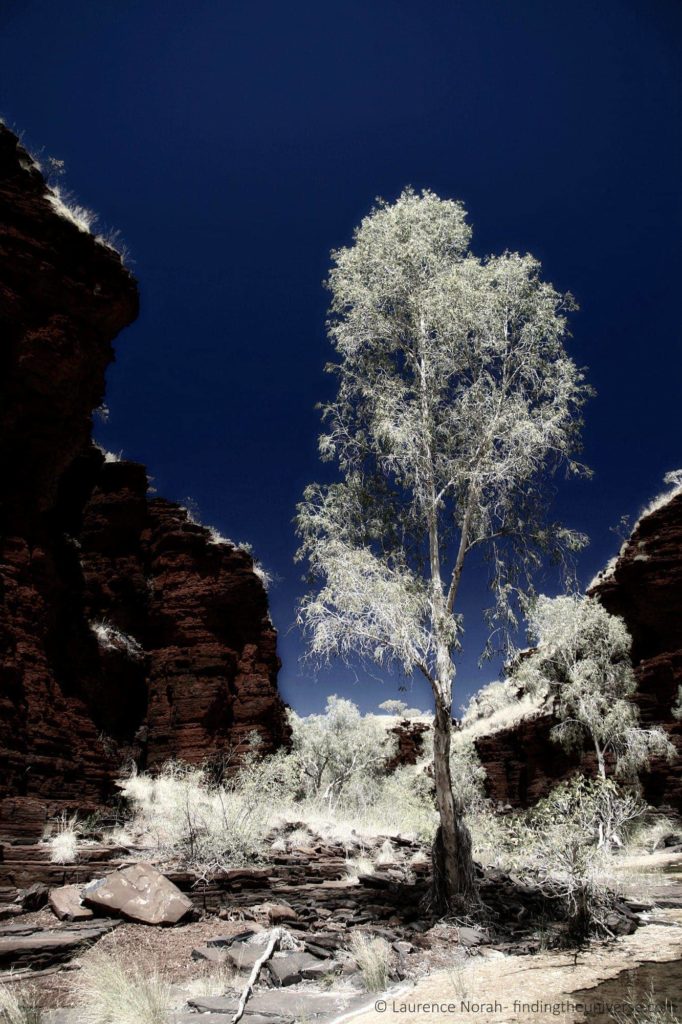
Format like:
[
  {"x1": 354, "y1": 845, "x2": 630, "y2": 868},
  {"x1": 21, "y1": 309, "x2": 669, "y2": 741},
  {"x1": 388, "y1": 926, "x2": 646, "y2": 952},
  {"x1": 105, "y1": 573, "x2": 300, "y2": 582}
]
[
  {"x1": 377, "y1": 699, "x2": 425, "y2": 717},
  {"x1": 378, "y1": 699, "x2": 408, "y2": 715},
  {"x1": 289, "y1": 696, "x2": 395, "y2": 808},
  {"x1": 296, "y1": 188, "x2": 591, "y2": 902},
  {"x1": 517, "y1": 595, "x2": 676, "y2": 782},
  {"x1": 461, "y1": 679, "x2": 521, "y2": 724}
]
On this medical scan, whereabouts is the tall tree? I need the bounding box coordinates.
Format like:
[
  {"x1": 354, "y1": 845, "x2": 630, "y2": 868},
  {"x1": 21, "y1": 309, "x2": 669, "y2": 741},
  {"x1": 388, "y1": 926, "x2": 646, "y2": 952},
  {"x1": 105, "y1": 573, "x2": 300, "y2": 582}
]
[{"x1": 296, "y1": 188, "x2": 591, "y2": 906}]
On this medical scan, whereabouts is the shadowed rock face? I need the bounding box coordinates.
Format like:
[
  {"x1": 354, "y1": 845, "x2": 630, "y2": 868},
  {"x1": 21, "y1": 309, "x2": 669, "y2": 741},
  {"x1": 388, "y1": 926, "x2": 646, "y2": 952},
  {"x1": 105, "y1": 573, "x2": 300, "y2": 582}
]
[
  {"x1": 475, "y1": 491, "x2": 682, "y2": 810},
  {"x1": 0, "y1": 125, "x2": 289, "y2": 833},
  {"x1": 386, "y1": 720, "x2": 431, "y2": 772}
]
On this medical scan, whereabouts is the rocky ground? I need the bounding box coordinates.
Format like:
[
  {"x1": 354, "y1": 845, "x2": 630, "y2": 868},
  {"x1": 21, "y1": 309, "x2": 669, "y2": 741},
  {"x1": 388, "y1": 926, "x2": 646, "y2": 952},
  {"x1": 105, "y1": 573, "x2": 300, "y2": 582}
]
[{"x1": 1, "y1": 833, "x2": 674, "y2": 1023}]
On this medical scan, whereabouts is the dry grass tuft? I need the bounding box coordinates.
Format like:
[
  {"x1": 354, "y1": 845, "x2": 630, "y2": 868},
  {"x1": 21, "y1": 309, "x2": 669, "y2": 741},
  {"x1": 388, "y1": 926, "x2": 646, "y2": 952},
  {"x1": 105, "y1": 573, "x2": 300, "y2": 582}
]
[
  {"x1": 49, "y1": 813, "x2": 79, "y2": 864},
  {"x1": 611, "y1": 983, "x2": 681, "y2": 1024},
  {"x1": 0, "y1": 983, "x2": 43, "y2": 1024},
  {"x1": 349, "y1": 933, "x2": 394, "y2": 992},
  {"x1": 75, "y1": 950, "x2": 172, "y2": 1024}
]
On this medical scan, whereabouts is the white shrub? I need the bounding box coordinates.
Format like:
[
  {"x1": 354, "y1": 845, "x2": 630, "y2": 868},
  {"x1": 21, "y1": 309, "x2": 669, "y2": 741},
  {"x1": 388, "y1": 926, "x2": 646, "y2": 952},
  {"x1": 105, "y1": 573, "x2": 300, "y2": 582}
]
[
  {"x1": 673, "y1": 686, "x2": 682, "y2": 721},
  {"x1": 495, "y1": 776, "x2": 645, "y2": 938},
  {"x1": 345, "y1": 855, "x2": 375, "y2": 880},
  {"x1": 46, "y1": 186, "x2": 96, "y2": 233},
  {"x1": 517, "y1": 595, "x2": 676, "y2": 782},
  {"x1": 375, "y1": 838, "x2": 396, "y2": 866},
  {"x1": 461, "y1": 679, "x2": 521, "y2": 724},
  {"x1": 378, "y1": 699, "x2": 407, "y2": 716},
  {"x1": 119, "y1": 753, "x2": 299, "y2": 873},
  {"x1": 252, "y1": 560, "x2": 273, "y2": 590},
  {"x1": 184, "y1": 964, "x2": 237, "y2": 1000},
  {"x1": 611, "y1": 983, "x2": 681, "y2": 1024},
  {"x1": 449, "y1": 735, "x2": 488, "y2": 812},
  {"x1": 49, "y1": 814, "x2": 79, "y2": 864},
  {"x1": 207, "y1": 526, "x2": 233, "y2": 546},
  {"x1": 90, "y1": 620, "x2": 143, "y2": 660},
  {"x1": 638, "y1": 469, "x2": 682, "y2": 523}
]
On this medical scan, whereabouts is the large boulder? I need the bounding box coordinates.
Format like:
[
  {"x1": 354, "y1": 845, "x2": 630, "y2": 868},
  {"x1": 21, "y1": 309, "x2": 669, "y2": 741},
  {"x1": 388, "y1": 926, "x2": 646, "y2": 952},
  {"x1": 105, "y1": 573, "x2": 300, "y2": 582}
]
[{"x1": 83, "y1": 862, "x2": 192, "y2": 924}]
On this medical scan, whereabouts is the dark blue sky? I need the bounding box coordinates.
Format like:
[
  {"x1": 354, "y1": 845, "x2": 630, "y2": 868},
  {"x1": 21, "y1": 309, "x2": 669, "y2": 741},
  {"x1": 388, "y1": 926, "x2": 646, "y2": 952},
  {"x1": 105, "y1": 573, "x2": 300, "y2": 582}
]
[{"x1": 1, "y1": 0, "x2": 680, "y2": 715}]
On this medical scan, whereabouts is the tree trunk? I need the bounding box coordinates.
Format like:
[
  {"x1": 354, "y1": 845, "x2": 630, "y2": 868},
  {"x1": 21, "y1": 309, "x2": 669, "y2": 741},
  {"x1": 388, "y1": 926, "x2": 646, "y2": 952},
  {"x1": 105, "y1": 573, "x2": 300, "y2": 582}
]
[
  {"x1": 431, "y1": 694, "x2": 477, "y2": 912},
  {"x1": 594, "y1": 741, "x2": 606, "y2": 780}
]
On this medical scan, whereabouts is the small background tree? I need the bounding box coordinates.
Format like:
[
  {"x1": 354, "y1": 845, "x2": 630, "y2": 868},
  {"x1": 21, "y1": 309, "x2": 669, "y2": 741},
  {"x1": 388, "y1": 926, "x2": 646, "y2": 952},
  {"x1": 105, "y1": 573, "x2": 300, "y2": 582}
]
[
  {"x1": 289, "y1": 696, "x2": 394, "y2": 808},
  {"x1": 297, "y1": 188, "x2": 591, "y2": 905},
  {"x1": 378, "y1": 699, "x2": 408, "y2": 716},
  {"x1": 516, "y1": 595, "x2": 676, "y2": 783}
]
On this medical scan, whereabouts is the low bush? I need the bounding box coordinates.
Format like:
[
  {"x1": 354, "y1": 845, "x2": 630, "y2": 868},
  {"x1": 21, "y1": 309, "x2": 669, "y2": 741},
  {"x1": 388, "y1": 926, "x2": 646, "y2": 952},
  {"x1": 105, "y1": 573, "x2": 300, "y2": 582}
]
[
  {"x1": 119, "y1": 749, "x2": 299, "y2": 874},
  {"x1": 489, "y1": 776, "x2": 645, "y2": 939}
]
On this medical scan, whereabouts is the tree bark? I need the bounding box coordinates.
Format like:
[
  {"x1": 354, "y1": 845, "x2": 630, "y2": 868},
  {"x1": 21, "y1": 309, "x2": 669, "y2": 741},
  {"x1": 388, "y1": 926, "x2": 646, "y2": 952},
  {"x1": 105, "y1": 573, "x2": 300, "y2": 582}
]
[
  {"x1": 431, "y1": 692, "x2": 477, "y2": 911},
  {"x1": 594, "y1": 741, "x2": 606, "y2": 780}
]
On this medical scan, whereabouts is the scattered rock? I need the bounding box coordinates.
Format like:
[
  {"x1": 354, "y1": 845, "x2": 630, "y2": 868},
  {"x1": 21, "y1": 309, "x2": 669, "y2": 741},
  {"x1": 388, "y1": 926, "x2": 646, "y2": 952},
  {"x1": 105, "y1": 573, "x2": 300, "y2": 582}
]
[
  {"x1": 300, "y1": 958, "x2": 338, "y2": 980},
  {"x1": 252, "y1": 901, "x2": 299, "y2": 925},
  {"x1": 653, "y1": 833, "x2": 682, "y2": 851},
  {"x1": 206, "y1": 928, "x2": 261, "y2": 947},
  {"x1": 20, "y1": 883, "x2": 49, "y2": 911},
  {"x1": 49, "y1": 885, "x2": 94, "y2": 922},
  {"x1": 188, "y1": 989, "x2": 367, "y2": 1020},
  {"x1": 83, "y1": 863, "x2": 192, "y2": 925},
  {"x1": 224, "y1": 943, "x2": 266, "y2": 972},
  {"x1": 605, "y1": 912, "x2": 638, "y2": 936},
  {"x1": 457, "y1": 925, "x2": 488, "y2": 947},
  {"x1": 357, "y1": 873, "x2": 392, "y2": 889},
  {"x1": 191, "y1": 945, "x2": 227, "y2": 963},
  {"x1": 266, "y1": 951, "x2": 324, "y2": 987}
]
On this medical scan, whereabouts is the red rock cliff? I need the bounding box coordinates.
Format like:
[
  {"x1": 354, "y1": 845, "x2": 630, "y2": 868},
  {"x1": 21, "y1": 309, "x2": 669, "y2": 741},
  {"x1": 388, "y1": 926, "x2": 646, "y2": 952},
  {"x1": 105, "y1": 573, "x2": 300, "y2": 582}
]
[
  {"x1": 0, "y1": 126, "x2": 289, "y2": 836},
  {"x1": 475, "y1": 490, "x2": 682, "y2": 810}
]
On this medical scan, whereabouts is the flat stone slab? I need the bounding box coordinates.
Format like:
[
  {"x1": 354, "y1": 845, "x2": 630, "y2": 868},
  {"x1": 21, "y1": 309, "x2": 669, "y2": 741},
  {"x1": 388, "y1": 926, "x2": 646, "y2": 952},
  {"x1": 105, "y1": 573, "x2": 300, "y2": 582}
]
[
  {"x1": 300, "y1": 958, "x2": 339, "y2": 980},
  {"x1": 83, "y1": 862, "x2": 192, "y2": 925},
  {"x1": 174, "y1": 1016, "x2": 294, "y2": 1024},
  {"x1": 49, "y1": 884, "x2": 94, "y2": 921},
  {"x1": 189, "y1": 989, "x2": 369, "y2": 1020},
  {"x1": 224, "y1": 943, "x2": 264, "y2": 972},
  {"x1": 265, "y1": 951, "x2": 324, "y2": 987},
  {"x1": 0, "y1": 920, "x2": 118, "y2": 970}
]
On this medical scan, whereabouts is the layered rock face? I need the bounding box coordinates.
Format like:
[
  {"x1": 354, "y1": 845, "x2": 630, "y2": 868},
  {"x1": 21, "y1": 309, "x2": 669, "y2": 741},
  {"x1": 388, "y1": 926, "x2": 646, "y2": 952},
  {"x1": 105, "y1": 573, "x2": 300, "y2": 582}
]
[
  {"x1": 592, "y1": 491, "x2": 682, "y2": 807},
  {"x1": 475, "y1": 491, "x2": 682, "y2": 809},
  {"x1": 0, "y1": 126, "x2": 289, "y2": 834}
]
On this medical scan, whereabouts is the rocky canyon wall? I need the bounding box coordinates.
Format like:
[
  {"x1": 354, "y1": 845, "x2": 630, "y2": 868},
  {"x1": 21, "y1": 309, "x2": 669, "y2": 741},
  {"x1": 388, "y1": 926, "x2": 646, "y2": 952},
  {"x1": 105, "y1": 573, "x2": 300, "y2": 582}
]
[
  {"x1": 0, "y1": 126, "x2": 289, "y2": 838},
  {"x1": 475, "y1": 490, "x2": 682, "y2": 810}
]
